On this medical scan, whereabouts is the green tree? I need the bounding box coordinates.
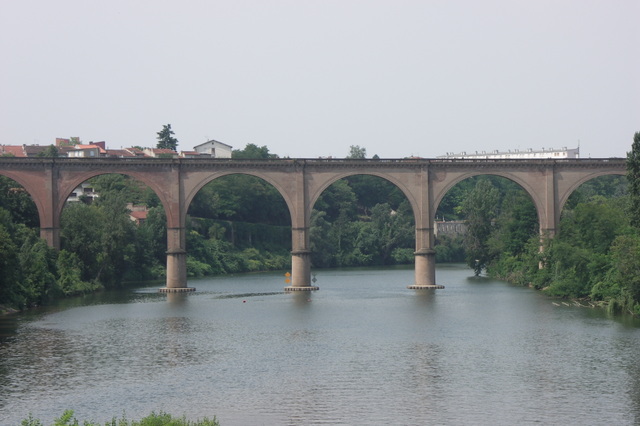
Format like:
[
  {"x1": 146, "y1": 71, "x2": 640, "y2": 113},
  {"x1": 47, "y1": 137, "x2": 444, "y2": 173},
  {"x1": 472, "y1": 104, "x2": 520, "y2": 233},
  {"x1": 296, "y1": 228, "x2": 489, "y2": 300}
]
[
  {"x1": 461, "y1": 178, "x2": 500, "y2": 275},
  {"x1": 189, "y1": 175, "x2": 289, "y2": 226},
  {"x1": 0, "y1": 176, "x2": 39, "y2": 228},
  {"x1": 232, "y1": 143, "x2": 278, "y2": 159},
  {"x1": 309, "y1": 176, "x2": 415, "y2": 268},
  {"x1": 347, "y1": 145, "x2": 366, "y2": 159},
  {"x1": 627, "y1": 131, "x2": 640, "y2": 227},
  {"x1": 347, "y1": 175, "x2": 405, "y2": 215},
  {"x1": 156, "y1": 124, "x2": 178, "y2": 151},
  {"x1": 0, "y1": 221, "x2": 20, "y2": 306},
  {"x1": 36, "y1": 144, "x2": 59, "y2": 158}
]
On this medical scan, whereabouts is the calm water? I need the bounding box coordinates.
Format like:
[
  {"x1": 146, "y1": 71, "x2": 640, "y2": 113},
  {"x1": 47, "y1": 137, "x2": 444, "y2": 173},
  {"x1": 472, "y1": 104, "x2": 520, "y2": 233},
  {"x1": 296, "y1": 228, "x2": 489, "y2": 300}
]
[{"x1": 1, "y1": 264, "x2": 640, "y2": 425}]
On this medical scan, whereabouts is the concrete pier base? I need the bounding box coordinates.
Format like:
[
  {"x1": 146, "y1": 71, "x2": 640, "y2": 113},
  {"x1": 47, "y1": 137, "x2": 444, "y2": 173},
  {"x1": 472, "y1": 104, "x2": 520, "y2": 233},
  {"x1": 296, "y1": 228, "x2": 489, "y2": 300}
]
[
  {"x1": 159, "y1": 287, "x2": 196, "y2": 293},
  {"x1": 407, "y1": 284, "x2": 445, "y2": 289},
  {"x1": 284, "y1": 285, "x2": 319, "y2": 292}
]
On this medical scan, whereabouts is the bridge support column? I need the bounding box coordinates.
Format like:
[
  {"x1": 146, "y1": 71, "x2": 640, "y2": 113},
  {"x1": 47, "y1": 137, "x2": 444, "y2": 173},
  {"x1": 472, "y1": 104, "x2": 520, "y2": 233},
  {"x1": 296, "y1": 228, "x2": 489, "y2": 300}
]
[
  {"x1": 160, "y1": 228, "x2": 194, "y2": 293},
  {"x1": 409, "y1": 225, "x2": 444, "y2": 290},
  {"x1": 408, "y1": 248, "x2": 444, "y2": 289},
  {"x1": 285, "y1": 250, "x2": 318, "y2": 291},
  {"x1": 40, "y1": 227, "x2": 60, "y2": 249}
]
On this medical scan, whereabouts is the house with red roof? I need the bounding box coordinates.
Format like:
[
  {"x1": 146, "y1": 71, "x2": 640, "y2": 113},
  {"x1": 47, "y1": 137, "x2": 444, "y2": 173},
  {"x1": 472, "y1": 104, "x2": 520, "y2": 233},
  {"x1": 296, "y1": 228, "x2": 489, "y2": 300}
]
[{"x1": 0, "y1": 145, "x2": 27, "y2": 157}]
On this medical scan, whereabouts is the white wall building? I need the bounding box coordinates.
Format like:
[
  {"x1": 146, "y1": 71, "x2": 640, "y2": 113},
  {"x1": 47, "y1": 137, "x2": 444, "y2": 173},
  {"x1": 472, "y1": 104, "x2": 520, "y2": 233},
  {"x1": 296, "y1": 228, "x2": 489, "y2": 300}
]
[
  {"x1": 66, "y1": 183, "x2": 99, "y2": 203},
  {"x1": 193, "y1": 139, "x2": 233, "y2": 158},
  {"x1": 438, "y1": 147, "x2": 580, "y2": 160}
]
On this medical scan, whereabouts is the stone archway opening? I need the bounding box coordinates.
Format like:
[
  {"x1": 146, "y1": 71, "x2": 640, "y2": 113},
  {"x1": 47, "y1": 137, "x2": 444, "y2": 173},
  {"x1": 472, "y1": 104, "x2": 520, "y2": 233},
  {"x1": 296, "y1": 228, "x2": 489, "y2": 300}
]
[
  {"x1": 435, "y1": 175, "x2": 539, "y2": 277},
  {"x1": 186, "y1": 173, "x2": 292, "y2": 278},
  {"x1": 538, "y1": 174, "x2": 630, "y2": 300},
  {"x1": 562, "y1": 174, "x2": 628, "y2": 215},
  {"x1": 58, "y1": 173, "x2": 166, "y2": 289},
  {"x1": 0, "y1": 174, "x2": 39, "y2": 229},
  {"x1": 0, "y1": 174, "x2": 46, "y2": 308},
  {"x1": 309, "y1": 174, "x2": 415, "y2": 273}
]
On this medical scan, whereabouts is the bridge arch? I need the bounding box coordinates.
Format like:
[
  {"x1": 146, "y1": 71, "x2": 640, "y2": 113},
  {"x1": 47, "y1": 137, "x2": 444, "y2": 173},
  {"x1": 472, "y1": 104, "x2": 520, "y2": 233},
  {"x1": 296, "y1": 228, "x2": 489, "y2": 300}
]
[
  {"x1": 55, "y1": 170, "x2": 169, "y2": 224},
  {"x1": 307, "y1": 171, "x2": 419, "y2": 225},
  {"x1": 432, "y1": 171, "x2": 543, "y2": 233},
  {"x1": 558, "y1": 170, "x2": 627, "y2": 214},
  {"x1": 308, "y1": 172, "x2": 417, "y2": 269},
  {"x1": 182, "y1": 170, "x2": 294, "y2": 229},
  {"x1": 0, "y1": 170, "x2": 45, "y2": 229}
]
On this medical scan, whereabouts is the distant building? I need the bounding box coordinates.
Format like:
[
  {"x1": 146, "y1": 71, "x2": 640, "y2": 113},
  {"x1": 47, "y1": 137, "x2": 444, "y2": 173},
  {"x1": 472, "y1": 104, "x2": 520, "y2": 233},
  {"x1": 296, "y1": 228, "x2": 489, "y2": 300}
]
[
  {"x1": 66, "y1": 183, "x2": 99, "y2": 203},
  {"x1": 434, "y1": 220, "x2": 467, "y2": 236},
  {"x1": 143, "y1": 148, "x2": 179, "y2": 158},
  {"x1": 67, "y1": 144, "x2": 106, "y2": 158},
  {"x1": 124, "y1": 147, "x2": 146, "y2": 157},
  {"x1": 193, "y1": 139, "x2": 233, "y2": 158},
  {"x1": 180, "y1": 150, "x2": 209, "y2": 158},
  {"x1": 0, "y1": 145, "x2": 27, "y2": 157},
  {"x1": 23, "y1": 144, "x2": 52, "y2": 157},
  {"x1": 438, "y1": 146, "x2": 579, "y2": 160},
  {"x1": 105, "y1": 149, "x2": 137, "y2": 158},
  {"x1": 127, "y1": 203, "x2": 148, "y2": 225},
  {"x1": 3, "y1": 137, "x2": 235, "y2": 159}
]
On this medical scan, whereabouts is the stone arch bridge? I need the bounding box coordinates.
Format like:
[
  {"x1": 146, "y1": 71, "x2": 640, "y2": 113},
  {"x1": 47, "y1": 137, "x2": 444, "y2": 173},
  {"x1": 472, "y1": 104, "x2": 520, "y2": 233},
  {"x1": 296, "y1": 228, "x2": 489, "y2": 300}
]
[{"x1": 0, "y1": 157, "x2": 626, "y2": 291}]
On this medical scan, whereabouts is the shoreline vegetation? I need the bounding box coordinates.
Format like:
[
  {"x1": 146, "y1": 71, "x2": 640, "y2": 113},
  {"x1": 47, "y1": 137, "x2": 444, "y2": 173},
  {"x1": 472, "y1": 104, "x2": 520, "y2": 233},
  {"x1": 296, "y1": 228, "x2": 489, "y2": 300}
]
[
  {"x1": 21, "y1": 410, "x2": 219, "y2": 426},
  {"x1": 2, "y1": 137, "x2": 640, "y2": 316}
]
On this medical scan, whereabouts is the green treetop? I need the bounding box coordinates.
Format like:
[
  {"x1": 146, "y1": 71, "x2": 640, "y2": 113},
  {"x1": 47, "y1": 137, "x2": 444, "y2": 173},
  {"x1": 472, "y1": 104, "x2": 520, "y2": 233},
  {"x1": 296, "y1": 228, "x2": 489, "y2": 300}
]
[
  {"x1": 156, "y1": 124, "x2": 179, "y2": 151},
  {"x1": 347, "y1": 145, "x2": 366, "y2": 159}
]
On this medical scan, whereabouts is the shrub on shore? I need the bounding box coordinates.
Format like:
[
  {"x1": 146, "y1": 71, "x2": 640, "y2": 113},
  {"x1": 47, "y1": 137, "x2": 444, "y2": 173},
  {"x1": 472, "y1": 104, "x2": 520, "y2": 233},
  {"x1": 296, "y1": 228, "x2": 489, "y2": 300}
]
[{"x1": 21, "y1": 410, "x2": 219, "y2": 426}]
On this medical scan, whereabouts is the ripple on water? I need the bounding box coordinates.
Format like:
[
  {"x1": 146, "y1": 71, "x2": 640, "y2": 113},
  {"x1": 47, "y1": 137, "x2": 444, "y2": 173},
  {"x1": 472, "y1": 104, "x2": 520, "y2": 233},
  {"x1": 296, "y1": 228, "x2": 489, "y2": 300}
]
[{"x1": 1, "y1": 266, "x2": 640, "y2": 425}]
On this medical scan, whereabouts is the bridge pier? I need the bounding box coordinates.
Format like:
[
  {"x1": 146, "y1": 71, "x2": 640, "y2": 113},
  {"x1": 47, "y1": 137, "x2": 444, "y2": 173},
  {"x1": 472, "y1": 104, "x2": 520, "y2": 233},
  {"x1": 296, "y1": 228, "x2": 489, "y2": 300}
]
[
  {"x1": 408, "y1": 248, "x2": 445, "y2": 289},
  {"x1": 160, "y1": 249, "x2": 195, "y2": 293},
  {"x1": 285, "y1": 250, "x2": 318, "y2": 291},
  {"x1": 40, "y1": 227, "x2": 60, "y2": 250}
]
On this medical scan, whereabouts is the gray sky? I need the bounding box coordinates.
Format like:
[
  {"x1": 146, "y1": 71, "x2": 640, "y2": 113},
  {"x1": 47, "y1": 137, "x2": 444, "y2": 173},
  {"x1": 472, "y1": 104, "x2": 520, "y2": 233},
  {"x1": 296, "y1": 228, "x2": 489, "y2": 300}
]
[{"x1": 1, "y1": 0, "x2": 638, "y2": 159}]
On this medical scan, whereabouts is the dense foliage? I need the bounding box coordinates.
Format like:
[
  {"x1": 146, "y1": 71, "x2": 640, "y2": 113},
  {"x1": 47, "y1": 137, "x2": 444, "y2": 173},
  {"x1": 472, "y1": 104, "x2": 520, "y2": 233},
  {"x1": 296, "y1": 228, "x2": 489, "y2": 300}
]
[
  {"x1": 310, "y1": 176, "x2": 415, "y2": 267},
  {"x1": 435, "y1": 176, "x2": 539, "y2": 269},
  {"x1": 475, "y1": 161, "x2": 639, "y2": 314},
  {"x1": 0, "y1": 173, "x2": 172, "y2": 309},
  {"x1": 0, "y1": 176, "x2": 58, "y2": 309}
]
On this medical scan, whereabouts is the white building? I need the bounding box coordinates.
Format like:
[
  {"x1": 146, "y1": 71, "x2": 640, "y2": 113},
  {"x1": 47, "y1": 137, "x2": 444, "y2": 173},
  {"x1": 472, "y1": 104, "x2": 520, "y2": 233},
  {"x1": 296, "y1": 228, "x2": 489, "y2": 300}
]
[
  {"x1": 438, "y1": 146, "x2": 580, "y2": 160},
  {"x1": 193, "y1": 139, "x2": 233, "y2": 158},
  {"x1": 66, "y1": 183, "x2": 99, "y2": 203}
]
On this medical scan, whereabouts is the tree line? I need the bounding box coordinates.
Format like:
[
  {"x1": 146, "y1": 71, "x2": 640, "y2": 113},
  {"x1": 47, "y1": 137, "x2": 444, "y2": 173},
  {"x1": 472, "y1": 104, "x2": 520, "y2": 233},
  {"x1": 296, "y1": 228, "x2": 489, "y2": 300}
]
[{"x1": 462, "y1": 133, "x2": 640, "y2": 316}]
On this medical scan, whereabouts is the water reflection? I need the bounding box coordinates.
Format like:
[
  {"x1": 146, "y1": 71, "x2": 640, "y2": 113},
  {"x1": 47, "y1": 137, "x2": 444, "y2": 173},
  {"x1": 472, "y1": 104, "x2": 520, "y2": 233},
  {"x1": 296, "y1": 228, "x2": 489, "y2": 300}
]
[
  {"x1": 290, "y1": 292, "x2": 314, "y2": 308},
  {"x1": 412, "y1": 289, "x2": 437, "y2": 308}
]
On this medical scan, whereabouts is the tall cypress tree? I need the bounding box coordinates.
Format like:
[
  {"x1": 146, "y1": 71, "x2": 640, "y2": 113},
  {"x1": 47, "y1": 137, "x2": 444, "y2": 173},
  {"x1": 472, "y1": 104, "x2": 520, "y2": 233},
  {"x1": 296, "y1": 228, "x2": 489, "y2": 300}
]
[
  {"x1": 156, "y1": 124, "x2": 178, "y2": 151},
  {"x1": 626, "y1": 132, "x2": 640, "y2": 228}
]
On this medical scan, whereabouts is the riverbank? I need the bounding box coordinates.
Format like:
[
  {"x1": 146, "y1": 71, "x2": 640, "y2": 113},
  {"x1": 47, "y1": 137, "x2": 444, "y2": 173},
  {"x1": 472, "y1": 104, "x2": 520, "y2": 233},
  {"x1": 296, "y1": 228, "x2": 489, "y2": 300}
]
[{"x1": 0, "y1": 304, "x2": 18, "y2": 315}]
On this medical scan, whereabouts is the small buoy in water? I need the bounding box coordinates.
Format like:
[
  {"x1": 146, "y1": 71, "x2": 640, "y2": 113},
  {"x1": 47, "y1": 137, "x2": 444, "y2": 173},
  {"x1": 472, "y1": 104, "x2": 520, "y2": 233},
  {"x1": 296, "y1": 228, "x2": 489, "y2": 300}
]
[{"x1": 243, "y1": 300, "x2": 246, "y2": 303}]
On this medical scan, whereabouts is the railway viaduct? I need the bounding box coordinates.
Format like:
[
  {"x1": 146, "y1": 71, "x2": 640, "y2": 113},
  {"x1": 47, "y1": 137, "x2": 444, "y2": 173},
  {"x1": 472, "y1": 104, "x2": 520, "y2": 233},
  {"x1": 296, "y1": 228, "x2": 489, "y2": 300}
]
[{"x1": 0, "y1": 157, "x2": 626, "y2": 292}]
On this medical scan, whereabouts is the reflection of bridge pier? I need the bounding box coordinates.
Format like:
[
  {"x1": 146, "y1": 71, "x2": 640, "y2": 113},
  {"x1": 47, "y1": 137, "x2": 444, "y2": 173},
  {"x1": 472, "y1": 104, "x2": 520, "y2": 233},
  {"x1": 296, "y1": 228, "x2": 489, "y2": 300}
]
[{"x1": 0, "y1": 157, "x2": 625, "y2": 293}]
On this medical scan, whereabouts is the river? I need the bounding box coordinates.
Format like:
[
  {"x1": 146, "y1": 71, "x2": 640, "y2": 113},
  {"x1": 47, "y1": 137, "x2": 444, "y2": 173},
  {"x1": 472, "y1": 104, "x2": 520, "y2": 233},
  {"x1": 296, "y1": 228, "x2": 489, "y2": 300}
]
[{"x1": 1, "y1": 264, "x2": 639, "y2": 425}]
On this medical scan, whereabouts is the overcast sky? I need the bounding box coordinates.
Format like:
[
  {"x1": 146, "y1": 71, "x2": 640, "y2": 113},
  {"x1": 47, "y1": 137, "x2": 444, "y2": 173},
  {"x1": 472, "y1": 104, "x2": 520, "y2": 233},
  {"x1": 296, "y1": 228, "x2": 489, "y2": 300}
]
[{"x1": 1, "y1": 0, "x2": 638, "y2": 159}]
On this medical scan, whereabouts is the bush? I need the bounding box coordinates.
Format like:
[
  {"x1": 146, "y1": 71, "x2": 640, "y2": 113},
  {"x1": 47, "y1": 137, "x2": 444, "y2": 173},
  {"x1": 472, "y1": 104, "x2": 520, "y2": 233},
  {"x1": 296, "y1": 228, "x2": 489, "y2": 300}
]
[{"x1": 22, "y1": 410, "x2": 220, "y2": 426}]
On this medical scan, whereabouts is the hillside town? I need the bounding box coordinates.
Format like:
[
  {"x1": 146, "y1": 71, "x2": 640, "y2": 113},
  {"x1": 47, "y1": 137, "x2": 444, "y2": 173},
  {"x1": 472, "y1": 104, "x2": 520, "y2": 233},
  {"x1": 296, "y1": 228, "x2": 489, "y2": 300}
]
[{"x1": 0, "y1": 138, "x2": 233, "y2": 159}]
